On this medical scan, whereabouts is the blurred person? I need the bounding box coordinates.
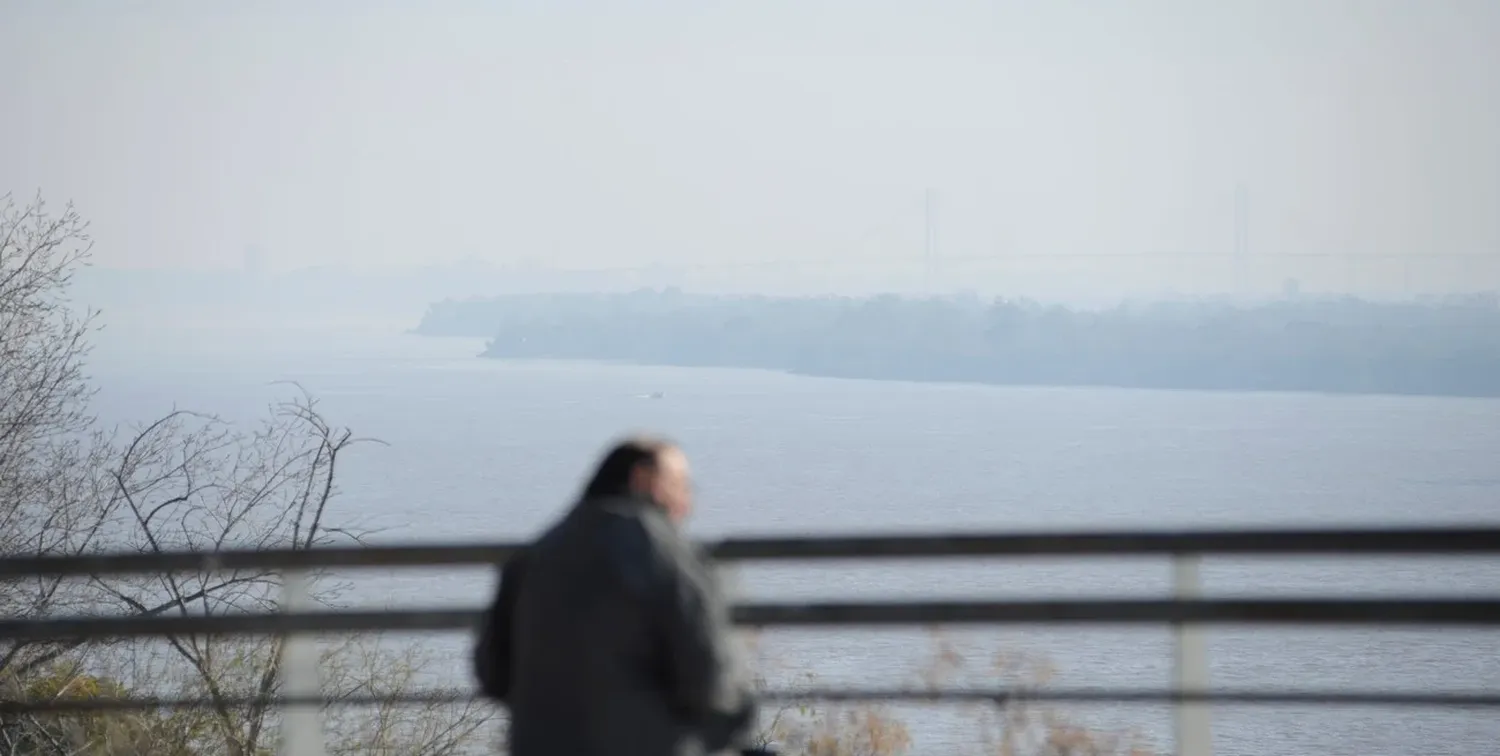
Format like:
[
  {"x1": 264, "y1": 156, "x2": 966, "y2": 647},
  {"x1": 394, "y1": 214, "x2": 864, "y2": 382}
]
[{"x1": 474, "y1": 435, "x2": 760, "y2": 756}]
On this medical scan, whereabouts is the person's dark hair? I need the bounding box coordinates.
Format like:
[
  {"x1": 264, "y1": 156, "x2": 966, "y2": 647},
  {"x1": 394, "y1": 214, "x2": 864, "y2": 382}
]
[{"x1": 581, "y1": 435, "x2": 675, "y2": 500}]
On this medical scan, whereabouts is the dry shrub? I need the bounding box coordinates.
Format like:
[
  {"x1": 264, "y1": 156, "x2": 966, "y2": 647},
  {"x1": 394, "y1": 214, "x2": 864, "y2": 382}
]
[
  {"x1": 743, "y1": 629, "x2": 1156, "y2": 756},
  {"x1": 788, "y1": 706, "x2": 913, "y2": 756}
]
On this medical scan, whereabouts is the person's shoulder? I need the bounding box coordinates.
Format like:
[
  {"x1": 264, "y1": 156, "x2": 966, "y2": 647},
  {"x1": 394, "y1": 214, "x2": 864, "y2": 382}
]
[
  {"x1": 586, "y1": 508, "x2": 670, "y2": 595},
  {"x1": 593, "y1": 505, "x2": 653, "y2": 545},
  {"x1": 499, "y1": 545, "x2": 530, "y2": 579},
  {"x1": 519, "y1": 514, "x2": 569, "y2": 559}
]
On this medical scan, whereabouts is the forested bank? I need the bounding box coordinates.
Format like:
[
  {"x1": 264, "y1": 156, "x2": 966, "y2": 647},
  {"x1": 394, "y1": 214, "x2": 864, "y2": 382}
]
[{"x1": 417, "y1": 290, "x2": 1500, "y2": 397}]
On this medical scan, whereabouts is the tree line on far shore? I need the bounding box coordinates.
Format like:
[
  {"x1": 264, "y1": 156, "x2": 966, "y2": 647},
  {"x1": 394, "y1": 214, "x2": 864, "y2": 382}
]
[{"x1": 417, "y1": 289, "x2": 1500, "y2": 398}]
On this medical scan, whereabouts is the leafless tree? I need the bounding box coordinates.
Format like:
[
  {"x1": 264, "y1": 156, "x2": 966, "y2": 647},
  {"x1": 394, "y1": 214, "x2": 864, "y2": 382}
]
[
  {"x1": 81, "y1": 391, "x2": 495, "y2": 754},
  {"x1": 1, "y1": 194, "x2": 497, "y2": 754},
  {"x1": 319, "y1": 639, "x2": 496, "y2": 756},
  {"x1": 0, "y1": 192, "x2": 115, "y2": 681}
]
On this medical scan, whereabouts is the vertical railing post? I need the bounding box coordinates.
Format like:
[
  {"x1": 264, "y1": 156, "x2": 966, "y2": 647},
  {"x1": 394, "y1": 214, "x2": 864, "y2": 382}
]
[
  {"x1": 715, "y1": 557, "x2": 754, "y2": 687},
  {"x1": 1172, "y1": 553, "x2": 1212, "y2": 756},
  {"x1": 277, "y1": 570, "x2": 327, "y2": 756},
  {"x1": 716, "y1": 558, "x2": 741, "y2": 617}
]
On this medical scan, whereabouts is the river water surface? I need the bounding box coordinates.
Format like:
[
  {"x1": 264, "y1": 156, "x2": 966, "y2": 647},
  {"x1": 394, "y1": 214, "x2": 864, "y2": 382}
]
[{"x1": 88, "y1": 324, "x2": 1500, "y2": 756}]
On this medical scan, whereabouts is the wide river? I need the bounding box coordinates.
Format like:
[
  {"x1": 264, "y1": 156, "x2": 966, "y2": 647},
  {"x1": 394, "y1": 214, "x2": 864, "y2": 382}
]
[{"x1": 88, "y1": 322, "x2": 1500, "y2": 756}]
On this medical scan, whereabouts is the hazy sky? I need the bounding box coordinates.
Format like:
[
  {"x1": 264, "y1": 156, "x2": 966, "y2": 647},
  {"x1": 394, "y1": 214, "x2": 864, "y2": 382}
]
[{"x1": 3, "y1": 0, "x2": 1497, "y2": 293}]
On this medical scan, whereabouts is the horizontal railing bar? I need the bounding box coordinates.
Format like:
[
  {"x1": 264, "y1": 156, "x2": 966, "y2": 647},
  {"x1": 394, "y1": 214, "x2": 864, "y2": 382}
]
[
  {"x1": 740, "y1": 599, "x2": 1500, "y2": 626},
  {"x1": 1, "y1": 526, "x2": 1497, "y2": 578},
  {"x1": 4, "y1": 688, "x2": 1500, "y2": 715},
  {"x1": 712, "y1": 527, "x2": 1500, "y2": 561},
  {"x1": 0, "y1": 544, "x2": 516, "y2": 579},
  {"x1": 3, "y1": 598, "x2": 1499, "y2": 641}
]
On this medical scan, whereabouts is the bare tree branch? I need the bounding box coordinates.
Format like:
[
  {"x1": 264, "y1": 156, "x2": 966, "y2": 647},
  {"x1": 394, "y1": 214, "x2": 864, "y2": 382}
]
[{"x1": 1, "y1": 194, "x2": 496, "y2": 755}]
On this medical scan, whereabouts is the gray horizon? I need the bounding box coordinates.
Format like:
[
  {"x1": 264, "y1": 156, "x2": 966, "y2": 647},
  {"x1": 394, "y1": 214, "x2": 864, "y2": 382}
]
[{"x1": 4, "y1": 0, "x2": 1498, "y2": 303}]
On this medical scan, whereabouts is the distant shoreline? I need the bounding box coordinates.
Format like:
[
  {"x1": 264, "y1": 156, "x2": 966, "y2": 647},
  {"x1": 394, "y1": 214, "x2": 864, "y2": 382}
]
[{"x1": 416, "y1": 290, "x2": 1500, "y2": 400}]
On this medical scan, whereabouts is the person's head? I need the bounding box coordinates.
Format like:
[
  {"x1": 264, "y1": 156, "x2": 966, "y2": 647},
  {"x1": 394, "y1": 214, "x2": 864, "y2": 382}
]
[{"x1": 581, "y1": 435, "x2": 694, "y2": 523}]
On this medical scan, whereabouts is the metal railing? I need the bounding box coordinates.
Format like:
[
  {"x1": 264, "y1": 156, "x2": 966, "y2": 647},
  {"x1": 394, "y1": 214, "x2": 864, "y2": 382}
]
[{"x1": 3, "y1": 525, "x2": 1499, "y2": 756}]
